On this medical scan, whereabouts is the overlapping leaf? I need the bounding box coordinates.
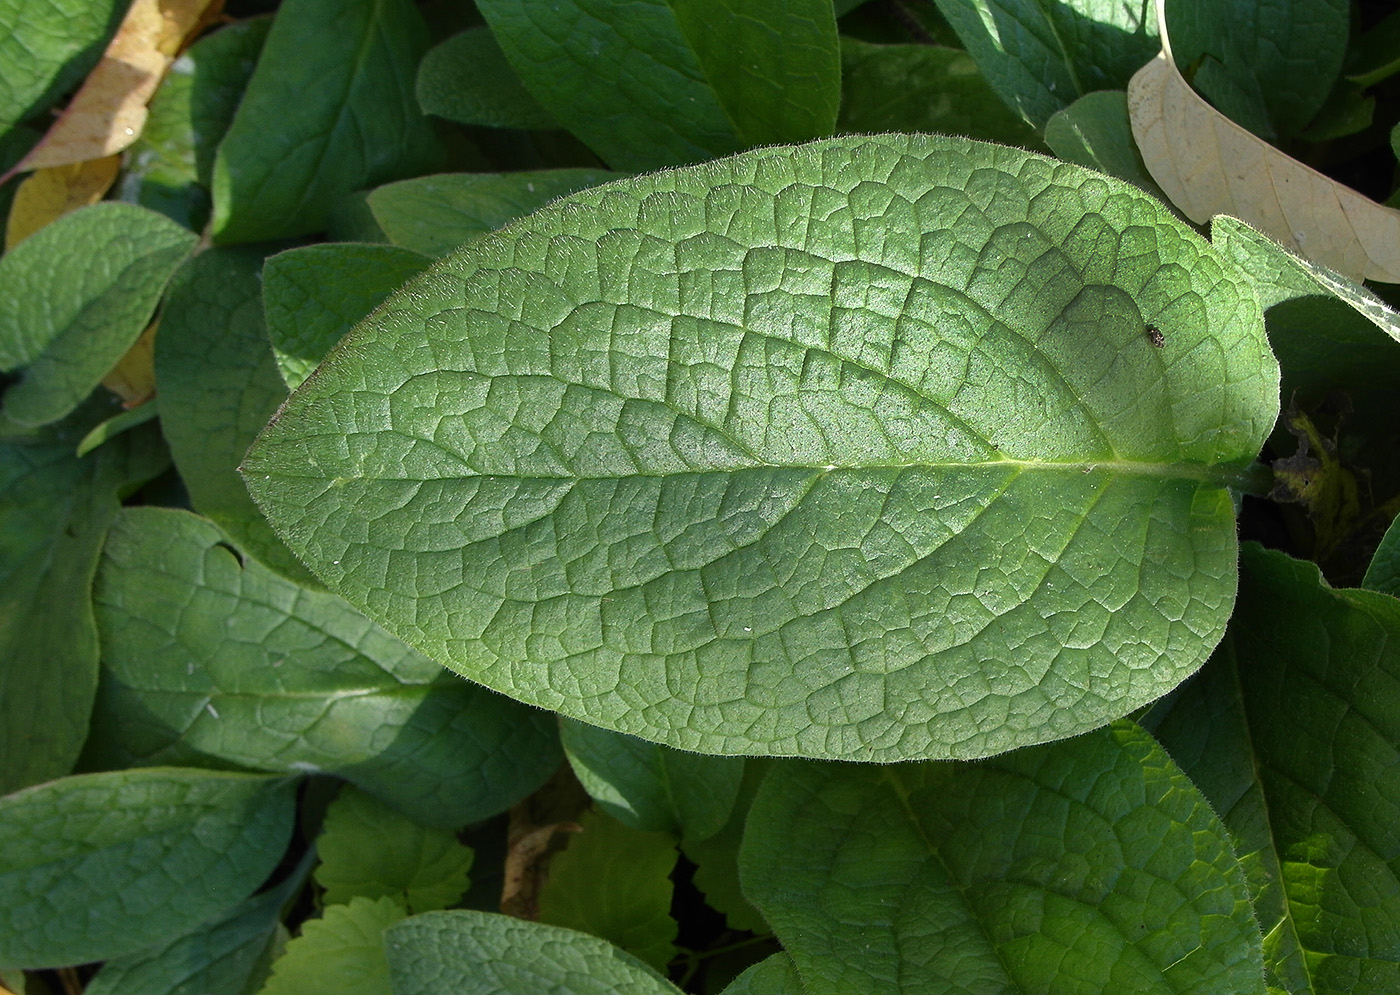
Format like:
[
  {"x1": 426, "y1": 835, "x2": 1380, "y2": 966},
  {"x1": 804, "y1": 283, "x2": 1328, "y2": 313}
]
[
  {"x1": 246, "y1": 134, "x2": 1279, "y2": 762},
  {"x1": 0, "y1": 0, "x2": 123, "y2": 136},
  {"x1": 259, "y1": 896, "x2": 406, "y2": 995}
]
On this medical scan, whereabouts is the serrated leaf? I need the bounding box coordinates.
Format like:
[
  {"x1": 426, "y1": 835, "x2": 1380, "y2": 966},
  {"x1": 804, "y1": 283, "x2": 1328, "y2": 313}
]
[
  {"x1": 366, "y1": 170, "x2": 619, "y2": 258},
  {"x1": 211, "y1": 0, "x2": 442, "y2": 243},
  {"x1": 154, "y1": 245, "x2": 316, "y2": 585},
  {"x1": 1129, "y1": 51, "x2": 1400, "y2": 283},
  {"x1": 720, "y1": 955, "x2": 805, "y2": 995},
  {"x1": 90, "y1": 507, "x2": 560, "y2": 827},
  {"x1": 836, "y1": 39, "x2": 1042, "y2": 149},
  {"x1": 245, "y1": 134, "x2": 1279, "y2": 763},
  {"x1": 263, "y1": 244, "x2": 433, "y2": 391},
  {"x1": 0, "y1": 768, "x2": 295, "y2": 969},
  {"x1": 0, "y1": 202, "x2": 195, "y2": 428},
  {"x1": 0, "y1": 426, "x2": 167, "y2": 794},
  {"x1": 537, "y1": 808, "x2": 679, "y2": 972},
  {"x1": 929, "y1": 0, "x2": 1160, "y2": 127},
  {"x1": 259, "y1": 896, "x2": 405, "y2": 995},
  {"x1": 680, "y1": 760, "x2": 771, "y2": 935},
  {"x1": 474, "y1": 0, "x2": 838, "y2": 170},
  {"x1": 741, "y1": 722, "x2": 1266, "y2": 994},
  {"x1": 561, "y1": 719, "x2": 742, "y2": 840},
  {"x1": 84, "y1": 878, "x2": 294, "y2": 995},
  {"x1": 314, "y1": 786, "x2": 473, "y2": 913},
  {"x1": 1043, "y1": 90, "x2": 1165, "y2": 197},
  {"x1": 1146, "y1": 544, "x2": 1400, "y2": 993},
  {"x1": 383, "y1": 911, "x2": 683, "y2": 995},
  {"x1": 415, "y1": 27, "x2": 557, "y2": 130},
  {"x1": 0, "y1": 0, "x2": 123, "y2": 135}
]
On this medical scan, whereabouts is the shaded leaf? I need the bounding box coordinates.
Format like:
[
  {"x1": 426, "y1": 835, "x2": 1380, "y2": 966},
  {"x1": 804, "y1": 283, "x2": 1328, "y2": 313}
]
[
  {"x1": 561, "y1": 719, "x2": 743, "y2": 841},
  {"x1": 1364, "y1": 516, "x2": 1400, "y2": 598},
  {"x1": 740, "y1": 722, "x2": 1266, "y2": 994},
  {"x1": 384, "y1": 911, "x2": 682, "y2": 995},
  {"x1": 720, "y1": 955, "x2": 805, "y2": 995},
  {"x1": 90, "y1": 507, "x2": 561, "y2": 827},
  {"x1": 1128, "y1": 52, "x2": 1400, "y2": 283},
  {"x1": 365, "y1": 170, "x2": 618, "y2": 257},
  {"x1": 259, "y1": 896, "x2": 405, "y2": 995},
  {"x1": 0, "y1": 203, "x2": 195, "y2": 428},
  {"x1": 1044, "y1": 90, "x2": 1165, "y2": 197},
  {"x1": 680, "y1": 760, "x2": 771, "y2": 935},
  {"x1": 0, "y1": 768, "x2": 296, "y2": 969},
  {"x1": 263, "y1": 244, "x2": 433, "y2": 391},
  {"x1": 245, "y1": 134, "x2": 1279, "y2": 762},
  {"x1": 314, "y1": 786, "x2": 474, "y2": 913},
  {"x1": 13, "y1": 0, "x2": 220, "y2": 174},
  {"x1": 537, "y1": 808, "x2": 679, "y2": 972},
  {"x1": 211, "y1": 0, "x2": 442, "y2": 243},
  {"x1": 1145, "y1": 544, "x2": 1400, "y2": 993},
  {"x1": 0, "y1": 0, "x2": 123, "y2": 135},
  {"x1": 415, "y1": 27, "x2": 556, "y2": 130}
]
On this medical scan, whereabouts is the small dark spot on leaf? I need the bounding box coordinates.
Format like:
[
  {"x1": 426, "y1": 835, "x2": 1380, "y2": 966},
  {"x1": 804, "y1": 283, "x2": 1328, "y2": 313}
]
[{"x1": 1145, "y1": 324, "x2": 1165, "y2": 348}]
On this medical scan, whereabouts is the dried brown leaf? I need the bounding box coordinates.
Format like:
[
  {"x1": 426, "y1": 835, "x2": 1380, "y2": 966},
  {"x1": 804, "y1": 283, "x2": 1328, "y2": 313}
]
[{"x1": 1128, "y1": 52, "x2": 1400, "y2": 284}]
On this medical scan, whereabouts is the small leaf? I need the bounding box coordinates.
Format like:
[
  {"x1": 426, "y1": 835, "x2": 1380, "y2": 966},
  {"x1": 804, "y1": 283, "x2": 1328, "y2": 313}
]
[
  {"x1": 263, "y1": 244, "x2": 433, "y2": 390},
  {"x1": 0, "y1": 202, "x2": 196, "y2": 428},
  {"x1": 740, "y1": 723, "x2": 1266, "y2": 994},
  {"x1": 3, "y1": 155, "x2": 120, "y2": 248},
  {"x1": 259, "y1": 896, "x2": 405, "y2": 995},
  {"x1": 537, "y1": 808, "x2": 679, "y2": 972},
  {"x1": 1128, "y1": 52, "x2": 1400, "y2": 283},
  {"x1": 1145, "y1": 544, "x2": 1400, "y2": 993},
  {"x1": 91, "y1": 507, "x2": 561, "y2": 827},
  {"x1": 928, "y1": 0, "x2": 1160, "y2": 127},
  {"x1": 211, "y1": 0, "x2": 441, "y2": 243},
  {"x1": 561, "y1": 719, "x2": 743, "y2": 841},
  {"x1": 314, "y1": 786, "x2": 474, "y2": 913},
  {"x1": 10, "y1": 0, "x2": 220, "y2": 174},
  {"x1": 74, "y1": 402, "x2": 160, "y2": 458},
  {"x1": 245, "y1": 133, "x2": 1279, "y2": 762},
  {"x1": 0, "y1": 768, "x2": 296, "y2": 969},
  {"x1": 383, "y1": 911, "x2": 683, "y2": 995},
  {"x1": 415, "y1": 27, "x2": 556, "y2": 130},
  {"x1": 365, "y1": 170, "x2": 618, "y2": 257}
]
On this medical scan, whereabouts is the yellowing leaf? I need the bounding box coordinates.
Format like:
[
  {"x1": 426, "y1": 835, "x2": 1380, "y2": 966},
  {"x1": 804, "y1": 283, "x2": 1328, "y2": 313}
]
[
  {"x1": 6, "y1": 0, "x2": 222, "y2": 176},
  {"x1": 1128, "y1": 51, "x2": 1400, "y2": 283},
  {"x1": 4, "y1": 156, "x2": 121, "y2": 249},
  {"x1": 101, "y1": 320, "x2": 159, "y2": 408}
]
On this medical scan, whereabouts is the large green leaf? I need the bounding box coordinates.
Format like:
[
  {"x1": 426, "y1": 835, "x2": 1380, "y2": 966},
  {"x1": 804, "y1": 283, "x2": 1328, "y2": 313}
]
[
  {"x1": 741, "y1": 722, "x2": 1266, "y2": 994},
  {"x1": 0, "y1": 426, "x2": 167, "y2": 794},
  {"x1": 245, "y1": 135, "x2": 1278, "y2": 762},
  {"x1": 929, "y1": 0, "x2": 1159, "y2": 128},
  {"x1": 383, "y1": 911, "x2": 682, "y2": 995},
  {"x1": 90, "y1": 507, "x2": 559, "y2": 827},
  {"x1": 0, "y1": 768, "x2": 295, "y2": 969},
  {"x1": 211, "y1": 0, "x2": 442, "y2": 243},
  {"x1": 259, "y1": 896, "x2": 405, "y2": 995},
  {"x1": 0, "y1": 203, "x2": 196, "y2": 429},
  {"x1": 1145, "y1": 544, "x2": 1400, "y2": 993},
  {"x1": 154, "y1": 245, "x2": 314, "y2": 585},
  {"x1": 0, "y1": 0, "x2": 122, "y2": 134},
  {"x1": 474, "y1": 0, "x2": 838, "y2": 170}
]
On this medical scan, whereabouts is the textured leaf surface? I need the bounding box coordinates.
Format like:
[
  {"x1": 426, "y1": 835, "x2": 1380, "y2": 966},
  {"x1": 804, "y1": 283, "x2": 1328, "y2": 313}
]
[
  {"x1": 561, "y1": 719, "x2": 743, "y2": 840},
  {"x1": 259, "y1": 896, "x2": 405, "y2": 995},
  {"x1": 246, "y1": 134, "x2": 1278, "y2": 762},
  {"x1": 154, "y1": 245, "x2": 314, "y2": 584},
  {"x1": 1044, "y1": 90, "x2": 1164, "y2": 196},
  {"x1": 366, "y1": 170, "x2": 617, "y2": 257},
  {"x1": 720, "y1": 955, "x2": 805, "y2": 995},
  {"x1": 836, "y1": 39, "x2": 1041, "y2": 149},
  {"x1": 0, "y1": 427, "x2": 167, "y2": 794},
  {"x1": 0, "y1": 0, "x2": 122, "y2": 132},
  {"x1": 415, "y1": 27, "x2": 556, "y2": 130},
  {"x1": 384, "y1": 911, "x2": 682, "y2": 995},
  {"x1": 475, "y1": 0, "x2": 837, "y2": 170},
  {"x1": 314, "y1": 786, "x2": 474, "y2": 912},
  {"x1": 83, "y1": 879, "x2": 292, "y2": 995},
  {"x1": 537, "y1": 809, "x2": 679, "y2": 972},
  {"x1": 740, "y1": 722, "x2": 1266, "y2": 994},
  {"x1": 1146, "y1": 544, "x2": 1400, "y2": 994},
  {"x1": 264, "y1": 244, "x2": 432, "y2": 390},
  {"x1": 91, "y1": 507, "x2": 560, "y2": 827},
  {"x1": 211, "y1": 0, "x2": 441, "y2": 243},
  {"x1": 929, "y1": 0, "x2": 1159, "y2": 127},
  {"x1": 0, "y1": 768, "x2": 295, "y2": 969},
  {"x1": 0, "y1": 203, "x2": 195, "y2": 428}
]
